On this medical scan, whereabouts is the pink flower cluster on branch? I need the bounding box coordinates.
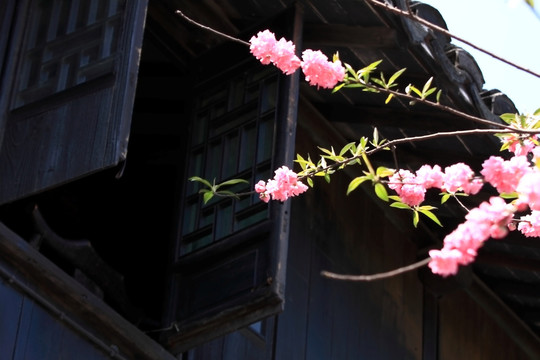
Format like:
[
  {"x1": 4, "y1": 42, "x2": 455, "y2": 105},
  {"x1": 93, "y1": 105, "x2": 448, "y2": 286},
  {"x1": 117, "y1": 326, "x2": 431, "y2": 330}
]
[
  {"x1": 385, "y1": 147, "x2": 540, "y2": 276},
  {"x1": 388, "y1": 163, "x2": 481, "y2": 207},
  {"x1": 255, "y1": 166, "x2": 309, "y2": 203},
  {"x1": 249, "y1": 30, "x2": 345, "y2": 89},
  {"x1": 429, "y1": 197, "x2": 515, "y2": 276}
]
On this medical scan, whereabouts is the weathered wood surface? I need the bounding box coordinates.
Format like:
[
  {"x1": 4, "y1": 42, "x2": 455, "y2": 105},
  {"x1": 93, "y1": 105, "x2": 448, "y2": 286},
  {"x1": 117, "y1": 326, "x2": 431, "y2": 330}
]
[{"x1": 0, "y1": 222, "x2": 176, "y2": 360}]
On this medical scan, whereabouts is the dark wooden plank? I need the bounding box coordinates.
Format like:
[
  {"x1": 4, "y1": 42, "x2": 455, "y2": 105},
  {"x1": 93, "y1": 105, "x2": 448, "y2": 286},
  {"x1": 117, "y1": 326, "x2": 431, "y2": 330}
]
[
  {"x1": 0, "y1": 279, "x2": 24, "y2": 359},
  {"x1": 0, "y1": 222, "x2": 176, "y2": 360}
]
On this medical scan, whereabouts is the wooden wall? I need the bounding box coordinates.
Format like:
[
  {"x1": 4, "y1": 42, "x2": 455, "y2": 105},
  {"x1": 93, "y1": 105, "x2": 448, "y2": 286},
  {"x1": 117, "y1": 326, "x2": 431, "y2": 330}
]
[{"x1": 0, "y1": 276, "x2": 109, "y2": 360}]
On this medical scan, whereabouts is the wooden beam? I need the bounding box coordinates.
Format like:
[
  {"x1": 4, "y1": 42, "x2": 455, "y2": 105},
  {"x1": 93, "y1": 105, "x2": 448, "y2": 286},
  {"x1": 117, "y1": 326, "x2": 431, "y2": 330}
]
[
  {"x1": 0, "y1": 222, "x2": 176, "y2": 360},
  {"x1": 303, "y1": 23, "x2": 398, "y2": 48}
]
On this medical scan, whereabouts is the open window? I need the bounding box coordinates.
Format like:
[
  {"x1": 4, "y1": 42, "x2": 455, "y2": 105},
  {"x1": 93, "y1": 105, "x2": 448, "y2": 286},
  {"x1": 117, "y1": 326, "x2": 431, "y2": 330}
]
[
  {"x1": 161, "y1": 10, "x2": 302, "y2": 353},
  {"x1": 0, "y1": 0, "x2": 147, "y2": 204}
]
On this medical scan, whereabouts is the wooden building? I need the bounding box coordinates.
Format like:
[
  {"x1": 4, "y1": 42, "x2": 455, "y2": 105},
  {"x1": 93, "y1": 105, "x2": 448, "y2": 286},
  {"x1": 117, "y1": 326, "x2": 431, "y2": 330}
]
[{"x1": 1, "y1": 0, "x2": 540, "y2": 359}]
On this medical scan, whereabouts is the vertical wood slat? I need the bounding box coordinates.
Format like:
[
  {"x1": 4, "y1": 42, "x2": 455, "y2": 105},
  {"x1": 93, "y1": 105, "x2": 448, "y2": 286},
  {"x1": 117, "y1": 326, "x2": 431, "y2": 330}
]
[{"x1": 0, "y1": 279, "x2": 24, "y2": 359}]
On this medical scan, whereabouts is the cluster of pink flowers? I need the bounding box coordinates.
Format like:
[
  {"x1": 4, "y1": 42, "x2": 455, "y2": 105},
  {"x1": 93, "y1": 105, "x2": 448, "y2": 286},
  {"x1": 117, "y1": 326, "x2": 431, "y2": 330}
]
[
  {"x1": 249, "y1": 30, "x2": 345, "y2": 89},
  {"x1": 388, "y1": 163, "x2": 481, "y2": 207},
  {"x1": 249, "y1": 28, "x2": 540, "y2": 278},
  {"x1": 255, "y1": 166, "x2": 309, "y2": 203},
  {"x1": 481, "y1": 155, "x2": 531, "y2": 194},
  {"x1": 518, "y1": 211, "x2": 540, "y2": 237},
  {"x1": 429, "y1": 197, "x2": 515, "y2": 276},
  {"x1": 501, "y1": 134, "x2": 538, "y2": 156}
]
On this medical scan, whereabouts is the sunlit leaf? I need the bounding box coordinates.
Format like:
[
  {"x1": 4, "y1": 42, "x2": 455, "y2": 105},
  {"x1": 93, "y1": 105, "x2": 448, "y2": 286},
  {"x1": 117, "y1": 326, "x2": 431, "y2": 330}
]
[
  {"x1": 339, "y1": 142, "x2": 356, "y2": 156},
  {"x1": 419, "y1": 209, "x2": 443, "y2": 227},
  {"x1": 390, "y1": 202, "x2": 411, "y2": 209},
  {"x1": 376, "y1": 166, "x2": 394, "y2": 178},
  {"x1": 500, "y1": 192, "x2": 518, "y2": 199},
  {"x1": 202, "y1": 190, "x2": 214, "y2": 204},
  {"x1": 388, "y1": 68, "x2": 406, "y2": 86},
  {"x1": 217, "y1": 178, "x2": 249, "y2": 188},
  {"x1": 374, "y1": 183, "x2": 388, "y2": 202},
  {"x1": 189, "y1": 176, "x2": 213, "y2": 188},
  {"x1": 422, "y1": 77, "x2": 433, "y2": 96},
  {"x1": 347, "y1": 176, "x2": 369, "y2": 195},
  {"x1": 413, "y1": 211, "x2": 419, "y2": 227}
]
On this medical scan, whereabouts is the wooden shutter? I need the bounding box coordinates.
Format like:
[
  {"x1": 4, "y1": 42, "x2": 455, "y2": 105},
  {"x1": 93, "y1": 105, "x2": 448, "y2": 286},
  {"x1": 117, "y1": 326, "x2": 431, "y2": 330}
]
[
  {"x1": 162, "y1": 7, "x2": 303, "y2": 354},
  {"x1": 0, "y1": 0, "x2": 147, "y2": 204}
]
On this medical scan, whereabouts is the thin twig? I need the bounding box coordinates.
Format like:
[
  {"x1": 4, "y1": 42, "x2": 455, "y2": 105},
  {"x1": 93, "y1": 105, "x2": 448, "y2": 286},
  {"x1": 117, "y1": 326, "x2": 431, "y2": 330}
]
[
  {"x1": 366, "y1": 0, "x2": 540, "y2": 79},
  {"x1": 321, "y1": 257, "x2": 431, "y2": 281},
  {"x1": 175, "y1": 10, "x2": 250, "y2": 47},
  {"x1": 359, "y1": 82, "x2": 518, "y2": 130}
]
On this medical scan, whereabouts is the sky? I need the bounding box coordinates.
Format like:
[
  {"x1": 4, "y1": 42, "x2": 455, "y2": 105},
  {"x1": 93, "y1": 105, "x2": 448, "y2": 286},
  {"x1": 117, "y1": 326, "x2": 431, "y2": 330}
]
[{"x1": 421, "y1": 0, "x2": 540, "y2": 114}]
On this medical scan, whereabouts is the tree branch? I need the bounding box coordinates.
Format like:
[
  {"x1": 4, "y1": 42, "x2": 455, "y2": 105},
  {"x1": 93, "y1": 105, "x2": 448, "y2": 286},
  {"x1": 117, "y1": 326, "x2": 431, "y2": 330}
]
[
  {"x1": 321, "y1": 257, "x2": 431, "y2": 281},
  {"x1": 175, "y1": 10, "x2": 250, "y2": 47},
  {"x1": 365, "y1": 0, "x2": 540, "y2": 79}
]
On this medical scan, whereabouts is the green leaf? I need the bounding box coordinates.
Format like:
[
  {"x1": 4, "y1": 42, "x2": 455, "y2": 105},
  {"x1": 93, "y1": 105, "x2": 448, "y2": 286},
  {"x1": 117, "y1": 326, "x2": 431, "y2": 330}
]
[
  {"x1": 440, "y1": 193, "x2": 451, "y2": 204},
  {"x1": 499, "y1": 113, "x2": 517, "y2": 125},
  {"x1": 202, "y1": 190, "x2": 214, "y2": 204},
  {"x1": 376, "y1": 166, "x2": 394, "y2": 178},
  {"x1": 332, "y1": 83, "x2": 345, "y2": 93},
  {"x1": 324, "y1": 173, "x2": 331, "y2": 183},
  {"x1": 307, "y1": 177, "x2": 314, "y2": 187},
  {"x1": 534, "y1": 107, "x2": 540, "y2": 116},
  {"x1": 390, "y1": 202, "x2": 411, "y2": 209},
  {"x1": 385, "y1": 93, "x2": 394, "y2": 104},
  {"x1": 413, "y1": 211, "x2": 419, "y2": 228},
  {"x1": 500, "y1": 192, "x2": 518, "y2": 199},
  {"x1": 408, "y1": 85, "x2": 422, "y2": 97},
  {"x1": 422, "y1": 77, "x2": 434, "y2": 96},
  {"x1": 436, "y1": 89, "x2": 442, "y2": 103},
  {"x1": 374, "y1": 183, "x2": 388, "y2": 202},
  {"x1": 189, "y1": 176, "x2": 213, "y2": 189},
  {"x1": 388, "y1": 68, "x2": 406, "y2": 86},
  {"x1": 347, "y1": 176, "x2": 369, "y2": 195},
  {"x1": 216, "y1": 178, "x2": 249, "y2": 188},
  {"x1": 339, "y1": 142, "x2": 356, "y2": 156},
  {"x1": 418, "y1": 209, "x2": 443, "y2": 227}
]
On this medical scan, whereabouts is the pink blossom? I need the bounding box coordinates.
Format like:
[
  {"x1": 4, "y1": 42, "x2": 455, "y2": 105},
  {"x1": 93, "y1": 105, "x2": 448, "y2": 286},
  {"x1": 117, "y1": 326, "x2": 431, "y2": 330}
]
[
  {"x1": 388, "y1": 169, "x2": 414, "y2": 195},
  {"x1": 301, "y1": 49, "x2": 345, "y2": 89},
  {"x1": 481, "y1": 155, "x2": 531, "y2": 194},
  {"x1": 272, "y1": 38, "x2": 301, "y2": 75},
  {"x1": 255, "y1": 166, "x2": 308, "y2": 202},
  {"x1": 249, "y1": 30, "x2": 277, "y2": 65},
  {"x1": 255, "y1": 180, "x2": 270, "y2": 203},
  {"x1": 428, "y1": 248, "x2": 462, "y2": 277},
  {"x1": 249, "y1": 30, "x2": 301, "y2": 75},
  {"x1": 502, "y1": 134, "x2": 538, "y2": 156},
  {"x1": 517, "y1": 170, "x2": 540, "y2": 211},
  {"x1": 429, "y1": 196, "x2": 515, "y2": 276},
  {"x1": 442, "y1": 163, "x2": 481, "y2": 194},
  {"x1": 416, "y1": 164, "x2": 444, "y2": 189},
  {"x1": 388, "y1": 169, "x2": 425, "y2": 206},
  {"x1": 518, "y1": 211, "x2": 540, "y2": 237}
]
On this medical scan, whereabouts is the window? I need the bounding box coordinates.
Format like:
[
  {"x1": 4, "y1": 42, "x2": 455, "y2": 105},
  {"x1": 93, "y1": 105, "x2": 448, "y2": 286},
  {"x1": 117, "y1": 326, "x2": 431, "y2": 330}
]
[
  {"x1": 163, "y1": 33, "x2": 300, "y2": 352},
  {"x1": 179, "y1": 66, "x2": 278, "y2": 256}
]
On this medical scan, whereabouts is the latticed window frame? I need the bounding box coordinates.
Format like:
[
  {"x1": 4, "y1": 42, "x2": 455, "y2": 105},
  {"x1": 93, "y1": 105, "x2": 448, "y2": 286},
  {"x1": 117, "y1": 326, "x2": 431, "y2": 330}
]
[{"x1": 178, "y1": 64, "x2": 280, "y2": 258}]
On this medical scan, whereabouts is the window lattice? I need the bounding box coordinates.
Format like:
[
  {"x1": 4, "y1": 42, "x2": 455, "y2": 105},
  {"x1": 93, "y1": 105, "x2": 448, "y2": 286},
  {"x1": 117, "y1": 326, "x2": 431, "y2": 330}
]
[
  {"x1": 180, "y1": 67, "x2": 279, "y2": 256},
  {"x1": 14, "y1": 0, "x2": 123, "y2": 107}
]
